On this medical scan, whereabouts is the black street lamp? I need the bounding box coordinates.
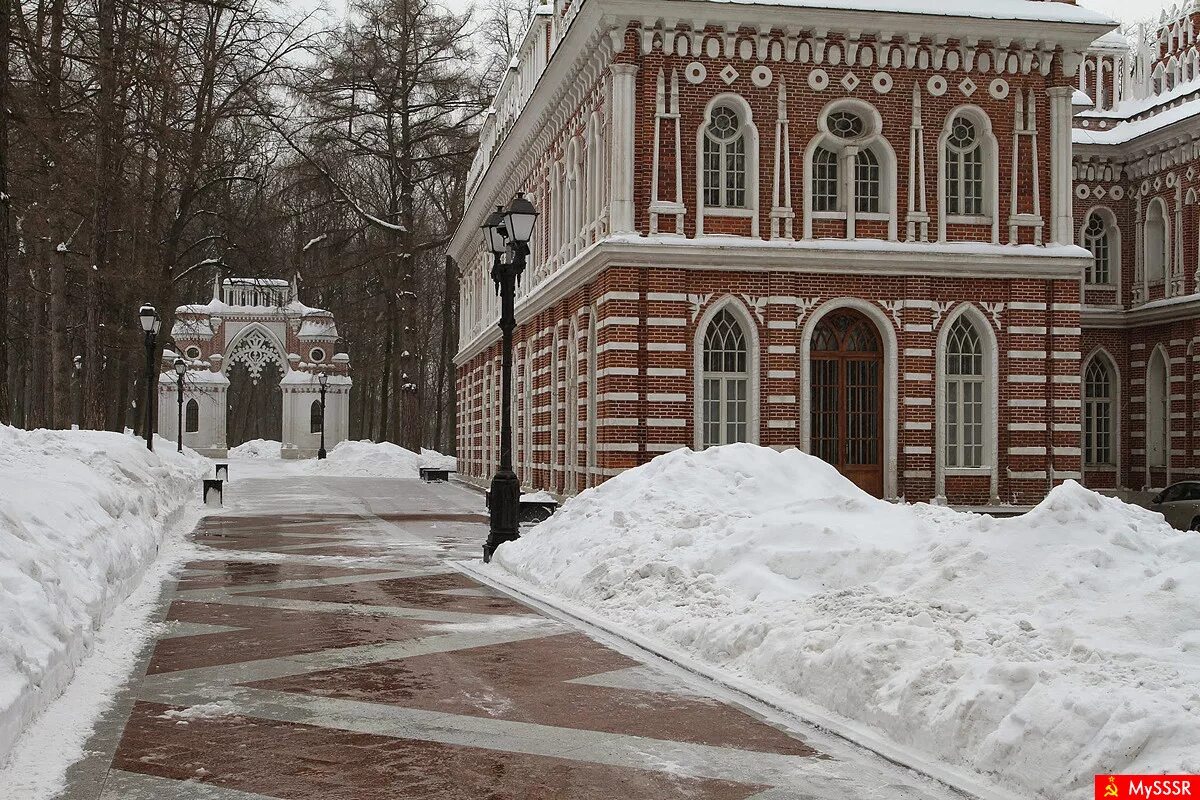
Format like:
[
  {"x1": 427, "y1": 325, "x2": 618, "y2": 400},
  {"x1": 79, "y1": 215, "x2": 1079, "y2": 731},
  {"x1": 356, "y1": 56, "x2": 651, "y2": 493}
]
[
  {"x1": 71, "y1": 355, "x2": 83, "y2": 430},
  {"x1": 317, "y1": 371, "x2": 328, "y2": 459},
  {"x1": 174, "y1": 357, "x2": 187, "y2": 453},
  {"x1": 482, "y1": 193, "x2": 539, "y2": 563},
  {"x1": 138, "y1": 304, "x2": 162, "y2": 451}
]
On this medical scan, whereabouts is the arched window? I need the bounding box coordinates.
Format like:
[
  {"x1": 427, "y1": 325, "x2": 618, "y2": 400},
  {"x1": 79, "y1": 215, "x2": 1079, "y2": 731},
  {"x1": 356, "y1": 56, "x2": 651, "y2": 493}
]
[
  {"x1": 700, "y1": 308, "x2": 750, "y2": 448},
  {"x1": 550, "y1": 329, "x2": 561, "y2": 491},
  {"x1": 523, "y1": 344, "x2": 534, "y2": 486},
  {"x1": 1145, "y1": 200, "x2": 1167, "y2": 285},
  {"x1": 944, "y1": 317, "x2": 985, "y2": 468},
  {"x1": 702, "y1": 104, "x2": 747, "y2": 208},
  {"x1": 585, "y1": 309, "x2": 598, "y2": 486},
  {"x1": 564, "y1": 323, "x2": 580, "y2": 494},
  {"x1": 1083, "y1": 211, "x2": 1114, "y2": 285},
  {"x1": 1083, "y1": 357, "x2": 1114, "y2": 466},
  {"x1": 945, "y1": 116, "x2": 984, "y2": 216},
  {"x1": 185, "y1": 399, "x2": 199, "y2": 434},
  {"x1": 310, "y1": 399, "x2": 323, "y2": 434},
  {"x1": 1147, "y1": 347, "x2": 1169, "y2": 468},
  {"x1": 812, "y1": 146, "x2": 839, "y2": 212},
  {"x1": 855, "y1": 148, "x2": 881, "y2": 213}
]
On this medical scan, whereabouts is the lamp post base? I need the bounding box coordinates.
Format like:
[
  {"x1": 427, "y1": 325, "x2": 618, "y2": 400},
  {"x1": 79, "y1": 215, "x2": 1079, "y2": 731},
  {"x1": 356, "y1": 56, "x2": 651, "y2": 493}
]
[
  {"x1": 317, "y1": 448, "x2": 327, "y2": 459},
  {"x1": 483, "y1": 468, "x2": 521, "y2": 563}
]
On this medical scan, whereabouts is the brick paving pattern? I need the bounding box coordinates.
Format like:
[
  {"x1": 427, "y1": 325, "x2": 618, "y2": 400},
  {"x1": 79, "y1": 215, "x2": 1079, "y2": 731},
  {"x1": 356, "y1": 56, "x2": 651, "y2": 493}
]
[{"x1": 60, "y1": 473, "x2": 963, "y2": 800}]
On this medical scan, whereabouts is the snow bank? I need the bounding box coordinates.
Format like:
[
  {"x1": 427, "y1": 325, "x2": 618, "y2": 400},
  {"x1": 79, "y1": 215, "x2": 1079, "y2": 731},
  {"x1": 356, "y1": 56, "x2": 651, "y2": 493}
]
[
  {"x1": 306, "y1": 440, "x2": 456, "y2": 478},
  {"x1": 227, "y1": 439, "x2": 281, "y2": 459},
  {"x1": 0, "y1": 426, "x2": 208, "y2": 767},
  {"x1": 493, "y1": 444, "x2": 1200, "y2": 799}
]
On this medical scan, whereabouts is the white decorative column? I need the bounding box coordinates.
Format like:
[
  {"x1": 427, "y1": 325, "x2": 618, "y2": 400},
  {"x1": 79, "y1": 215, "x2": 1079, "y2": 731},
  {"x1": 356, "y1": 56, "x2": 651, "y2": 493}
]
[
  {"x1": 609, "y1": 63, "x2": 639, "y2": 235},
  {"x1": 1048, "y1": 86, "x2": 1075, "y2": 245}
]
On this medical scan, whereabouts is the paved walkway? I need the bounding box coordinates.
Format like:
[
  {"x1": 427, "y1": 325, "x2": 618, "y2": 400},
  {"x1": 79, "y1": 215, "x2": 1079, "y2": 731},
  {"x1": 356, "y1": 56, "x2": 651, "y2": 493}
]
[{"x1": 61, "y1": 467, "x2": 965, "y2": 800}]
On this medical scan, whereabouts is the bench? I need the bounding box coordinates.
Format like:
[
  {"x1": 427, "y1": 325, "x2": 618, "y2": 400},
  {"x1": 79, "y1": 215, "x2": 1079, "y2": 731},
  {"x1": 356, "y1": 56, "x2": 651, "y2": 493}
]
[
  {"x1": 483, "y1": 492, "x2": 560, "y2": 524},
  {"x1": 419, "y1": 467, "x2": 454, "y2": 483}
]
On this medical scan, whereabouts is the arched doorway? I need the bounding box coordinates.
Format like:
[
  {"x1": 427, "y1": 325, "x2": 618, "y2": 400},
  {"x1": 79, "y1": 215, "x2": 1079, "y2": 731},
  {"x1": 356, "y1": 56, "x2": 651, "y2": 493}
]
[
  {"x1": 225, "y1": 326, "x2": 286, "y2": 447},
  {"x1": 810, "y1": 309, "x2": 884, "y2": 496}
]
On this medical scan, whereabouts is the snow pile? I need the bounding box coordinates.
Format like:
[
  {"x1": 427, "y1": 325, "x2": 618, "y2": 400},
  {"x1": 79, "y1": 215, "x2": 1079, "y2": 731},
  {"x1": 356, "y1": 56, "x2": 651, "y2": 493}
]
[
  {"x1": 307, "y1": 440, "x2": 456, "y2": 478},
  {"x1": 0, "y1": 426, "x2": 208, "y2": 767},
  {"x1": 228, "y1": 439, "x2": 282, "y2": 459},
  {"x1": 493, "y1": 444, "x2": 1200, "y2": 799}
]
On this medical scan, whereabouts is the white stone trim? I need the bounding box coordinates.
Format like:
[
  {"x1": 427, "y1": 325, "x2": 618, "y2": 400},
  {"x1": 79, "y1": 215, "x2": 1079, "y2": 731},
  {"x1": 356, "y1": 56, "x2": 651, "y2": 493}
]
[{"x1": 935, "y1": 303, "x2": 1000, "y2": 503}]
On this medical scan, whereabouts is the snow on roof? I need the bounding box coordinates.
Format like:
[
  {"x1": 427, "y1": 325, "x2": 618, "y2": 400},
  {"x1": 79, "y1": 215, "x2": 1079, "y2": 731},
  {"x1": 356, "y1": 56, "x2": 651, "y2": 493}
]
[
  {"x1": 159, "y1": 368, "x2": 230, "y2": 386},
  {"x1": 176, "y1": 300, "x2": 229, "y2": 315},
  {"x1": 223, "y1": 277, "x2": 289, "y2": 286},
  {"x1": 1074, "y1": 94, "x2": 1200, "y2": 146},
  {"x1": 171, "y1": 318, "x2": 218, "y2": 340},
  {"x1": 693, "y1": 0, "x2": 1115, "y2": 25},
  {"x1": 279, "y1": 369, "x2": 351, "y2": 387},
  {"x1": 1092, "y1": 29, "x2": 1130, "y2": 49},
  {"x1": 298, "y1": 318, "x2": 338, "y2": 340}
]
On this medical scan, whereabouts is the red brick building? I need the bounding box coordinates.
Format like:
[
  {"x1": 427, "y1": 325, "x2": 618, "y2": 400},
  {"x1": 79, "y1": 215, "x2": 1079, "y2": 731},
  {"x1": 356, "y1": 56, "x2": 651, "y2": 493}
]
[
  {"x1": 449, "y1": 0, "x2": 1152, "y2": 507},
  {"x1": 1074, "y1": 10, "x2": 1200, "y2": 497}
]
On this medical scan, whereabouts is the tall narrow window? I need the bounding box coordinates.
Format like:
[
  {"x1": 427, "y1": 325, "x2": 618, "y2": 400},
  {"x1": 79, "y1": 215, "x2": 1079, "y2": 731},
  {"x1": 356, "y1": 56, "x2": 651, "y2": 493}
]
[
  {"x1": 1147, "y1": 348, "x2": 1169, "y2": 468},
  {"x1": 185, "y1": 399, "x2": 199, "y2": 434},
  {"x1": 586, "y1": 311, "x2": 597, "y2": 486},
  {"x1": 1083, "y1": 213, "x2": 1112, "y2": 285},
  {"x1": 701, "y1": 308, "x2": 750, "y2": 448},
  {"x1": 564, "y1": 326, "x2": 580, "y2": 494},
  {"x1": 1145, "y1": 200, "x2": 1167, "y2": 285},
  {"x1": 812, "y1": 146, "x2": 839, "y2": 212},
  {"x1": 703, "y1": 105, "x2": 747, "y2": 208},
  {"x1": 310, "y1": 400, "x2": 323, "y2": 434},
  {"x1": 944, "y1": 318, "x2": 985, "y2": 468},
  {"x1": 523, "y1": 346, "x2": 534, "y2": 486},
  {"x1": 855, "y1": 148, "x2": 881, "y2": 213},
  {"x1": 1084, "y1": 358, "x2": 1114, "y2": 466},
  {"x1": 945, "y1": 116, "x2": 984, "y2": 216}
]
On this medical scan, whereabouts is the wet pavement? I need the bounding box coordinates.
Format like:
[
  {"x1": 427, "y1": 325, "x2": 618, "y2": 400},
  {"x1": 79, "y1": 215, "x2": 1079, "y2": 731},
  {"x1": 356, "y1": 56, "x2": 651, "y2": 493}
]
[{"x1": 59, "y1": 468, "x2": 965, "y2": 800}]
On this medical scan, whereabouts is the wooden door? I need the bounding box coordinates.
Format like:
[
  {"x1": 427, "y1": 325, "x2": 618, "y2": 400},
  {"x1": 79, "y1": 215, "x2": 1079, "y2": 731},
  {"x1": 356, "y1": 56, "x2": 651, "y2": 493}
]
[{"x1": 810, "y1": 310, "x2": 884, "y2": 497}]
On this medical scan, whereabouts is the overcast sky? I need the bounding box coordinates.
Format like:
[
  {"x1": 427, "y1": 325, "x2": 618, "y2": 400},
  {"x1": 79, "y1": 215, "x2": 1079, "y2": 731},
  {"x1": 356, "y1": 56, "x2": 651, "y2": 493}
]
[{"x1": 290, "y1": 0, "x2": 1182, "y2": 47}]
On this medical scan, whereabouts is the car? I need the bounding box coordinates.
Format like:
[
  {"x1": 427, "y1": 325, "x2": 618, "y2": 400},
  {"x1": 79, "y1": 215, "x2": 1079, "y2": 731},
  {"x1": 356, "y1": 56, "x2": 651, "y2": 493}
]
[{"x1": 1148, "y1": 481, "x2": 1200, "y2": 531}]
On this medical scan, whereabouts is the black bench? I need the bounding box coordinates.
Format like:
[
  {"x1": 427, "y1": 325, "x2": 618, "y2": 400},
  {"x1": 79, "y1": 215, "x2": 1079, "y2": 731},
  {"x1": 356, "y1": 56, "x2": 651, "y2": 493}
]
[
  {"x1": 419, "y1": 467, "x2": 453, "y2": 482},
  {"x1": 483, "y1": 492, "x2": 559, "y2": 524}
]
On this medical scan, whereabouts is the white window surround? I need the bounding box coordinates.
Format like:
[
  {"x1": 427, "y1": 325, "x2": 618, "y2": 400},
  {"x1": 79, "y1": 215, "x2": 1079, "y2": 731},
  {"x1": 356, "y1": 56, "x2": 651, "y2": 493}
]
[
  {"x1": 802, "y1": 99, "x2": 898, "y2": 242},
  {"x1": 1078, "y1": 205, "x2": 1121, "y2": 297},
  {"x1": 564, "y1": 318, "x2": 580, "y2": 494},
  {"x1": 1143, "y1": 197, "x2": 1169, "y2": 288},
  {"x1": 1082, "y1": 348, "x2": 1121, "y2": 477},
  {"x1": 518, "y1": 344, "x2": 531, "y2": 486},
  {"x1": 936, "y1": 105, "x2": 1000, "y2": 244},
  {"x1": 798, "y1": 298, "x2": 899, "y2": 500},
  {"x1": 692, "y1": 295, "x2": 760, "y2": 449},
  {"x1": 549, "y1": 325, "x2": 562, "y2": 492},
  {"x1": 934, "y1": 304, "x2": 1000, "y2": 504},
  {"x1": 585, "y1": 308, "x2": 598, "y2": 486},
  {"x1": 696, "y1": 94, "x2": 759, "y2": 237},
  {"x1": 1146, "y1": 344, "x2": 1170, "y2": 475}
]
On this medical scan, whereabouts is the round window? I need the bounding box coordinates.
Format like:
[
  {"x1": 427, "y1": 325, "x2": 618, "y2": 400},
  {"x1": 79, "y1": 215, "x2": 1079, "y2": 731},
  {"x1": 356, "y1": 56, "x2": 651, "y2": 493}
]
[
  {"x1": 310, "y1": 347, "x2": 326, "y2": 362},
  {"x1": 827, "y1": 111, "x2": 865, "y2": 140},
  {"x1": 706, "y1": 106, "x2": 741, "y2": 142},
  {"x1": 184, "y1": 346, "x2": 201, "y2": 360}
]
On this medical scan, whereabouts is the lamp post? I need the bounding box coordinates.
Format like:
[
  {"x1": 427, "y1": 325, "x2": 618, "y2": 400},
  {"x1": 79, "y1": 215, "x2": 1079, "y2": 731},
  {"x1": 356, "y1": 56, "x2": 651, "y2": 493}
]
[
  {"x1": 481, "y1": 193, "x2": 539, "y2": 563},
  {"x1": 174, "y1": 357, "x2": 187, "y2": 453},
  {"x1": 317, "y1": 371, "x2": 328, "y2": 459},
  {"x1": 71, "y1": 355, "x2": 83, "y2": 430},
  {"x1": 138, "y1": 304, "x2": 161, "y2": 451}
]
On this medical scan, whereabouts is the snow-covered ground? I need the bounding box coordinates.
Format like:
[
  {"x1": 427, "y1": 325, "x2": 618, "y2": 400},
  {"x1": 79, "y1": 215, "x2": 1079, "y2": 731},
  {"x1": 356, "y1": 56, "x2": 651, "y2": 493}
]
[
  {"x1": 228, "y1": 438, "x2": 456, "y2": 478},
  {"x1": 0, "y1": 426, "x2": 208, "y2": 775},
  {"x1": 492, "y1": 444, "x2": 1200, "y2": 800}
]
